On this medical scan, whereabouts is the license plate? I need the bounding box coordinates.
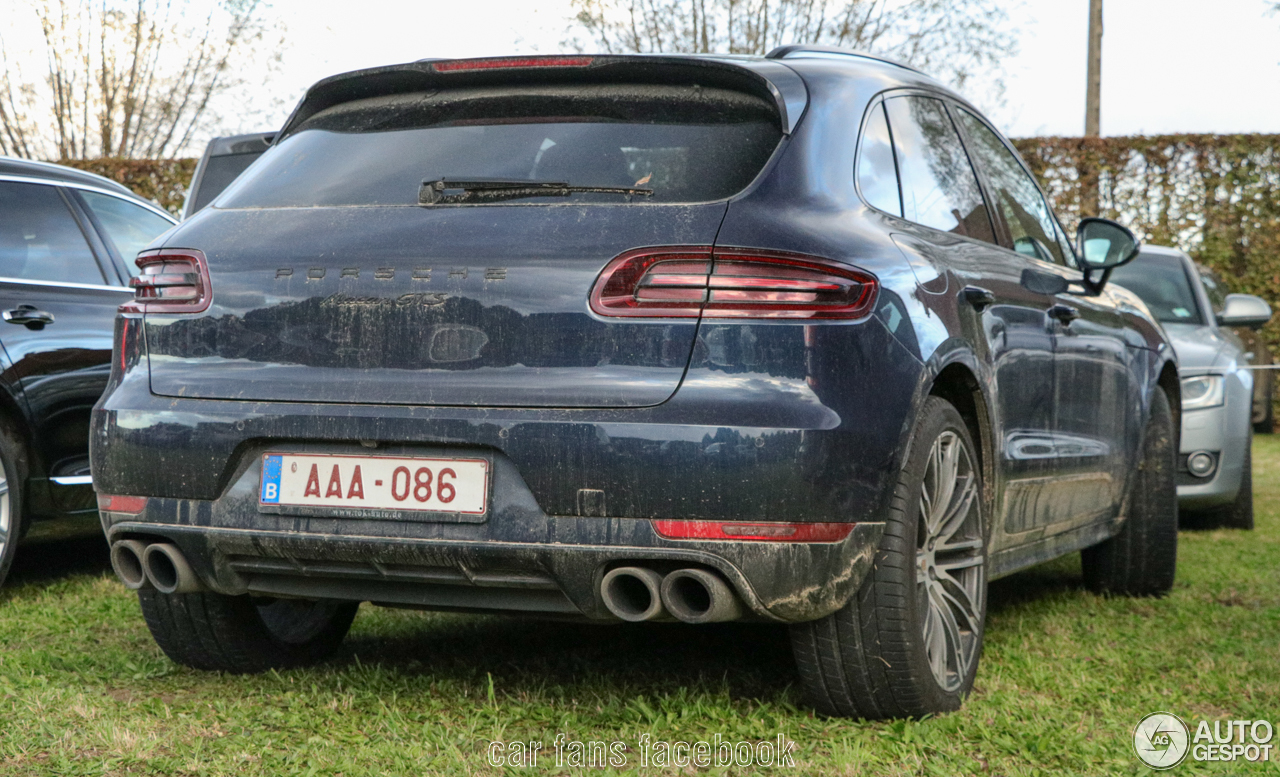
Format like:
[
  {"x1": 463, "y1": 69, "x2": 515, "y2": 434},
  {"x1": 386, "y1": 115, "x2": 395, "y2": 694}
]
[{"x1": 259, "y1": 453, "x2": 489, "y2": 515}]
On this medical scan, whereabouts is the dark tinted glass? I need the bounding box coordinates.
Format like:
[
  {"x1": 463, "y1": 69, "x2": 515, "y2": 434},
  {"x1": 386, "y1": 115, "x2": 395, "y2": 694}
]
[
  {"x1": 883, "y1": 96, "x2": 993, "y2": 242},
  {"x1": 0, "y1": 182, "x2": 105, "y2": 284},
  {"x1": 192, "y1": 152, "x2": 263, "y2": 213},
  {"x1": 1109, "y1": 253, "x2": 1203, "y2": 324},
  {"x1": 219, "y1": 85, "x2": 782, "y2": 208},
  {"x1": 858, "y1": 103, "x2": 901, "y2": 216},
  {"x1": 956, "y1": 110, "x2": 1065, "y2": 264},
  {"x1": 79, "y1": 191, "x2": 173, "y2": 274}
]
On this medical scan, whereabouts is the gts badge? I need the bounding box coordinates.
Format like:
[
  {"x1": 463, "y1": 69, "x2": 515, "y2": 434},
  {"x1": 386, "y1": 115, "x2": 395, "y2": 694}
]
[
  {"x1": 320, "y1": 293, "x2": 449, "y2": 308},
  {"x1": 274, "y1": 267, "x2": 509, "y2": 281}
]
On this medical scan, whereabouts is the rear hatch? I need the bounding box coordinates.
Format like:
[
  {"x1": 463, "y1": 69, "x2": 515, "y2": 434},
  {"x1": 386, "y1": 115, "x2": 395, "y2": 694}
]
[{"x1": 145, "y1": 57, "x2": 788, "y2": 408}]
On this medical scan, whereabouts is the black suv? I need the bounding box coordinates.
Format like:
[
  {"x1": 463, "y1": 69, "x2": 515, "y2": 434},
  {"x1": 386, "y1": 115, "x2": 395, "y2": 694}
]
[
  {"x1": 93, "y1": 50, "x2": 1179, "y2": 719},
  {"x1": 0, "y1": 157, "x2": 175, "y2": 586}
]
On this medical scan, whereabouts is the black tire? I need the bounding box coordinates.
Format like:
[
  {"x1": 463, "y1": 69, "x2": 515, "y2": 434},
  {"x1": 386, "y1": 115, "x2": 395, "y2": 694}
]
[
  {"x1": 1226, "y1": 442, "x2": 1256, "y2": 529},
  {"x1": 790, "y1": 396, "x2": 987, "y2": 719},
  {"x1": 0, "y1": 416, "x2": 27, "y2": 591},
  {"x1": 138, "y1": 590, "x2": 358, "y2": 673},
  {"x1": 1252, "y1": 395, "x2": 1273, "y2": 434},
  {"x1": 1081, "y1": 388, "x2": 1178, "y2": 596}
]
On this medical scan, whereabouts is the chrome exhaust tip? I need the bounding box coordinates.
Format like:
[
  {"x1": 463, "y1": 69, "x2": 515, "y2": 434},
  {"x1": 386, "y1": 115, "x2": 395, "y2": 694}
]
[
  {"x1": 600, "y1": 566, "x2": 668, "y2": 622},
  {"x1": 142, "y1": 542, "x2": 206, "y2": 595},
  {"x1": 109, "y1": 539, "x2": 150, "y2": 590},
  {"x1": 661, "y1": 569, "x2": 743, "y2": 624}
]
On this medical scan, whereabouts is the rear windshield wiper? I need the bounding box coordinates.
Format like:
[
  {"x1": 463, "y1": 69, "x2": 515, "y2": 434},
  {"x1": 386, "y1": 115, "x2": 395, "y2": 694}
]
[{"x1": 420, "y1": 178, "x2": 653, "y2": 205}]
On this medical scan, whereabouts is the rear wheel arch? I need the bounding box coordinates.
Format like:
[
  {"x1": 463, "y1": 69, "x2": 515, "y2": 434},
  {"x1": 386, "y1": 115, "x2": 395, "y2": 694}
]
[
  {"x1": 917, "y1": 350, "x2": 996, "y2": 520},
  {"x1": 928, "y1": 362, "x2": 993, "y2": 486}
]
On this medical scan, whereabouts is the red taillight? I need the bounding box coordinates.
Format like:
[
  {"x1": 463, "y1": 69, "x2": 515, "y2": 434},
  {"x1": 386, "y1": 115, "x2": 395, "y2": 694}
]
[
  {"x1": 433, "y1": 56, "x2": 594, "y2": 72},
  {"x1": 97, "y1": 494, "x2": 148, "y2": 514},
  {"x1": 590, "y1": 247, "x2": 878, "y2": 320},
  {"x1": 653, "y1": 520, "x2": 855, "y2": 543},
  {"x1": 589, "y1": 247, "x2": 713, "y2": 318},
  {"x1": 120, "y1": 249, "x2": 212, "y2": 314}
]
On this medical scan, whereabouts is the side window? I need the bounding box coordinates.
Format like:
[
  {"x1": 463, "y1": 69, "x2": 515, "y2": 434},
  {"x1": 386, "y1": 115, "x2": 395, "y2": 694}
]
[
  {"x1": 857, "y1": 102, "x2": 902, "y2": 217},
  {"x1": 1199, "y1": 270, "x2": 1227, "y2": 316},
  {"x1": 882, "y1": 96, "x2": 995, "y2": 243},
  {"x1": 0, "y1": 181, "x2": 106, "y2": 284},
  {"x1": 79, "y1": 191, "x2": 174, "y2": 276},
  {"x1": 954, "y1": 109, "x2": 1067, "y2": 265}
]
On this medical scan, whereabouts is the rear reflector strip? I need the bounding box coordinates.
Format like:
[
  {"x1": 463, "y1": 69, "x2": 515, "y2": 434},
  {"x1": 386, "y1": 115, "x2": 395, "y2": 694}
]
[
  {"x1": 590, "y1": 247, "x2": 877, "y2": 320},
  {"x1": 434, "y1": 56, "x2": 594, "y2": 72},
  {"x1": 652, "y1": 520, "x2": 855, "y2": 543},
  {"x1": 97, "y1": 494, "x2": 148, "y2": 514},
  {"x1": 120, "y1": 249, "x2": 212, "y2": 314}
]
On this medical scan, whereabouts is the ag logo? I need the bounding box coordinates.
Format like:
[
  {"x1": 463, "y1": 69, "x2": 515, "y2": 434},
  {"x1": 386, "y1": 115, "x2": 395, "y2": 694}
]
[{"x1": 1134, "y1": 712, "x2": 1190, "y2": 769}]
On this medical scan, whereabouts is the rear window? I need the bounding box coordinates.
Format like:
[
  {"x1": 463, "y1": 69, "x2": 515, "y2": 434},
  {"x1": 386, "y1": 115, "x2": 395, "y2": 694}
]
[{"x1": 217, "y1": 85, "x2": 782, "y2": 208}]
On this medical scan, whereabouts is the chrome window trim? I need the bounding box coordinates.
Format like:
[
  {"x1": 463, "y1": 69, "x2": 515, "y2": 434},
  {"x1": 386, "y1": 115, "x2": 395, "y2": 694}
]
[
  {"x1": 0, "y1": 275, "x2": 133, "y2": 293},
  {"x1": 50, "y1": 475, "x2": 94, "y2": 486}
]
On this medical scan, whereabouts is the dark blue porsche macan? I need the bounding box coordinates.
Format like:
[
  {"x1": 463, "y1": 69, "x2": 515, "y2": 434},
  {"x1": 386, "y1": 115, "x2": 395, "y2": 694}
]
[{"x1": 91, "y1": 48, "x2": 1181, "y2": 718}]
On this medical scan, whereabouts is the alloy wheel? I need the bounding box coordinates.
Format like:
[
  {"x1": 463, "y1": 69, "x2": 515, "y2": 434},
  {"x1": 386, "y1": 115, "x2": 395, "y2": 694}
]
[
  {"x1": 0, "y1": 457, "x2": 10, "y2": 565},
  {"x1": 915, "y1": 430, "x2": 985, "y2": 692}
]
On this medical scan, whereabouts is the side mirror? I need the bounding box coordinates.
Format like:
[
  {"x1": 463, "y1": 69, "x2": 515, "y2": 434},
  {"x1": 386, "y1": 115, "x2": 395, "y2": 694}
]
[
  {"x1": 1075, "y1": 218, "x2": 1141, "y2": 294},
  {"x1": 1218, "y1": 293, "x2": 1272, "y2": 330},
  {"x1": 1076, "y1": 218, "x2": 1141, "y2": 270}
]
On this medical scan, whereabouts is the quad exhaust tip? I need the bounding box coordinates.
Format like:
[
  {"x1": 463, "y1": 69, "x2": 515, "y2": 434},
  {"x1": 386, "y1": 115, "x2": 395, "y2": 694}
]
[
  {"x1": 660, "y1": 568, "x2": 744, "y2": 624},
  {"x1": 142, "y1": 543, "x2": 206, "y2": 594},
  {"x1": 600, "y1": 565, "x2": 744, "y2": 624},
  {"x1": 600, "y1": 566, "x2": 668, "y2": 622},
  {"x1": 109, "y1": 539, "x2": 149, "y2": 590},
  {"x1": 112, "y1": 541, "x2": 207, "y2": 594}
]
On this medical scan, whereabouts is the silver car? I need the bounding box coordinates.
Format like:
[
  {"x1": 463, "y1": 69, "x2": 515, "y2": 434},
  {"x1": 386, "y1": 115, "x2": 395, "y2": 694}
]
[{"x1": 1110, "y1": 245, "x2": 1272, "y2": 528}]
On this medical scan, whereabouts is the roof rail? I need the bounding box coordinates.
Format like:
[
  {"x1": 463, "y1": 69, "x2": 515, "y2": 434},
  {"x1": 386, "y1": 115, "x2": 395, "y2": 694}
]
[{"x1": 764, "y1": 45, "x2": 923, "y2": 75}]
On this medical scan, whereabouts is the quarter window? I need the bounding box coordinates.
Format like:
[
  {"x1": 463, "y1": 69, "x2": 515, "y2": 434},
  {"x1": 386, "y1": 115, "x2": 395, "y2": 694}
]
[
  {"x1": 857, "y1": 102, "x2": 901, "y2": 217},
  {"x1": 79, "y1": 191, "x2": 174, "y2": 275},
  {"x1": 955, "y1": 109, "x2": 1068, "y2": 265},
  {"x1": 882, "y1": 96, "x2": 994, "y2": 243},
  {"x1": 0, "y1": 182, "x2": 105, "y2": 284}
]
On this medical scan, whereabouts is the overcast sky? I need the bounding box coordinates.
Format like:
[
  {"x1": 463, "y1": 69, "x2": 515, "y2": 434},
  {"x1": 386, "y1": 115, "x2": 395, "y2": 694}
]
[{"x1": 261, "y1": 0, "x2": 1280, "y2": 140}]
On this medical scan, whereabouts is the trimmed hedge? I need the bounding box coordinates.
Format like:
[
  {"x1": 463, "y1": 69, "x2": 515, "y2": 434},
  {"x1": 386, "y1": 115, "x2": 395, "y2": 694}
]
[
  {"x1": 55, "y1": 158, "x2": 196, "y2": 217},
  {"x1": 1012, "y1": 134, "x2": 1280, "y2": 359}
]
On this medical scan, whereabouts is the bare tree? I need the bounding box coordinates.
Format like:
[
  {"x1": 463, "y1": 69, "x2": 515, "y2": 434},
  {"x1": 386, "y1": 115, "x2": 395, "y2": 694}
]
[
  {"x1": 0, "y1": 0, "x2": 282, "y2": 160},
  {"x1": 568, "y1": 0, "x2": 1016, "y2": 99}
]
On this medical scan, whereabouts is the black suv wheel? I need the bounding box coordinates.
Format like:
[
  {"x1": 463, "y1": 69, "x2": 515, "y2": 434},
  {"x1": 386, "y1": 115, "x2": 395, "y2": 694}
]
[
  {"x1": 791, "y1": 396, "x2": 987, "y2": 719},
  {"x1": 1082, "y1": 389, "x2": 1178, "y2": 595},
  {"x1": 139, "y1": 591, "x2": 358, "y2": 673}
]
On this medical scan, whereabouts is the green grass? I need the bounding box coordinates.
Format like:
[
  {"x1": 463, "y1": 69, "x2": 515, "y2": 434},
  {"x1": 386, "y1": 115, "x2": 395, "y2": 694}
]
[{"x1": 3, "y1": 443, "x2": 1280, "y2": 776}]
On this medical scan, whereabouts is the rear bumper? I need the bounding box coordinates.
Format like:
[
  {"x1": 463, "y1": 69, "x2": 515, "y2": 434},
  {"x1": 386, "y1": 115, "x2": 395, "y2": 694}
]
[{"x1": 101, "y1": 448, "x2": 884, "y2": 622}]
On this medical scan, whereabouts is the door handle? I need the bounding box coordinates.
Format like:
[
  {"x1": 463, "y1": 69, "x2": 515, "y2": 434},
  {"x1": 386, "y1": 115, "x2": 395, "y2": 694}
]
[
  {"x1": 961, "y1": 286, "x2": 995, "y2": 311},
  {"x1": 1048, "y1": 304, "x2": 1079, "y2": 325},
  {"x1": 3, "y1": 306, "x2": 55, "y2": 330}
]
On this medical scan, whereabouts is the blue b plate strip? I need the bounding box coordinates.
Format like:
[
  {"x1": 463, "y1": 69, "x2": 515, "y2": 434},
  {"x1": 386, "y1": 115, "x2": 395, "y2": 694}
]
[{"x1": 261, "y1": 454, "x2": 283, "y2": 504}]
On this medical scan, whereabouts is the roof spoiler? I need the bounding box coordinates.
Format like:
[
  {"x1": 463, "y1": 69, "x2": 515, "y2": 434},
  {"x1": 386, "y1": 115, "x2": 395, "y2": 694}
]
[{"x1": 276, "y1": 54, "x2": 808, "y2": 141}]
